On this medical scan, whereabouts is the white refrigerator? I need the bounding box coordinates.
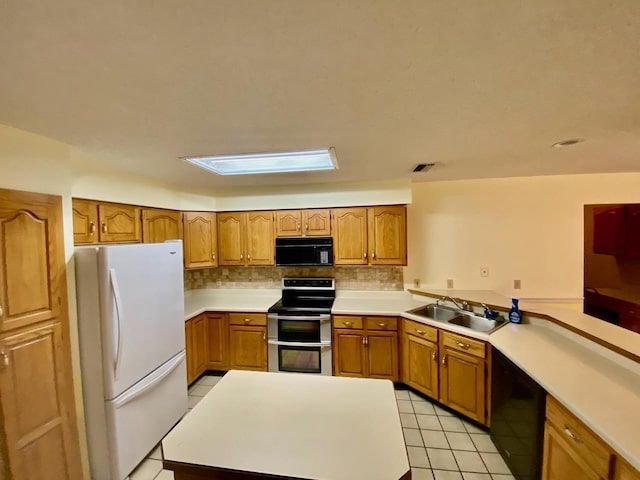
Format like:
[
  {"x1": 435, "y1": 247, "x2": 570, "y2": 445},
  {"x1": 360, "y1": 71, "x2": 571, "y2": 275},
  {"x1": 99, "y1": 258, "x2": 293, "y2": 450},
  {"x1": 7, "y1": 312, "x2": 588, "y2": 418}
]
[{"x1": 75, "y1": 242, "x2": 187, "y2": 480}]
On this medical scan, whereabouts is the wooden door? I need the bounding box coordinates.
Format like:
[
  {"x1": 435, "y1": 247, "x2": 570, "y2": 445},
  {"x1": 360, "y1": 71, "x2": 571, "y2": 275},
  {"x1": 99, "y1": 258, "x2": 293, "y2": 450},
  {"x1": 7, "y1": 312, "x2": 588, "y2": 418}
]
[
  {"x1": 402, "y1": 334, "x2": 439, "y2": 399},
  {"x1": 246, "y1": 211, "x2": 275, "y2": 266},
  {"x1": 333, "y1": 208, "x2": 368, "y2": 265},
  {"x1": 185, "y1": 319, "x2": 195, "y2": 384},
  {"x1": 625, "y1": 205, "x2": 640, "y2": 256},
  {"x1": 217, "y1": 212, "x2": 245, "y2": 266},
  {"x1": 183, "y1": 212, "x2": 217, "y2": 269},
  {"x1": 206, "y1": 314, "x2": 229, "y2": 370},
  {"x1": 366, "y1": 331, "x2": 398, "y2": 381},
  {"x1": 229, "y1": 326, "x2": 267, "y2": 371},
  {"x1": 439, "y1": 346, "x2": 485, "y2": 423},
  {"x1": 303, "y1": 209, "x2": 331, "y2": 236},
  {"x1": 542, "y1": 423, "x2": 602, "y2": 480},
  {"x1": 0, "y1": 188, "x2": 81, "y2": 479},
  {"x1": 275, "y1": 210, "x2": 302, "y2": 237},
  {"x1": 72, "y1": 198, "x2": 98, "y2": 244},
  {"x1": 98, "y1": 203, "x2": 141, "y2": 243},
  {"x1": 593, "y1": 205, "x2": 625, "y2": 255},
  {"x1": 333, "y1": 330, "x2": 366, "y2": 377},
  {"x1": 368, "y1": 205, "x2": 407, "y2": 265},
  {"x1": 142, "y1": 208, "x2": 182, "y2": 243},
  {"x1": 191, "y1": 314, "x2": 208, "y2": 380},
  {"x1": 0, "y1": 325, "x2": 82, "y2": 480}
]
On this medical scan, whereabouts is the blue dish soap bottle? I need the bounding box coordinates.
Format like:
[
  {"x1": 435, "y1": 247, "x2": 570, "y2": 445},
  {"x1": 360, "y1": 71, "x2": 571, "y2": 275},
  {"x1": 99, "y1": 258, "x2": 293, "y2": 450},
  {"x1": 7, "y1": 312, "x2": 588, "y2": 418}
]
[{"x1": 509, "y1": 298, "x2": 522, "y2": 324}]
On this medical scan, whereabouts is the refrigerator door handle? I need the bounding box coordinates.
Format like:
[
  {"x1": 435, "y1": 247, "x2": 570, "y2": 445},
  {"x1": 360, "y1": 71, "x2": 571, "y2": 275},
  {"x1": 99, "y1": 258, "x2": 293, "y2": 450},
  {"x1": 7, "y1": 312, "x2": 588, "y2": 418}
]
[
  {"x1": 110, "y1": 268, "x2": 124, "y2": 380},
  {"x1": 113, "y1": 352, "x2": 185, "y2": 409}
]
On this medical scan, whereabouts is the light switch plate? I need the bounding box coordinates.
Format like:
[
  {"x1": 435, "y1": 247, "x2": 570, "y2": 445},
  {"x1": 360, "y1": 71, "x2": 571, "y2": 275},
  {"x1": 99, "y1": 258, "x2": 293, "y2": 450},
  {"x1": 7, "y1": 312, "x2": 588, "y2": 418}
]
[{"x1": 447, "y1": 279, "x2": 454, "y2": 288}]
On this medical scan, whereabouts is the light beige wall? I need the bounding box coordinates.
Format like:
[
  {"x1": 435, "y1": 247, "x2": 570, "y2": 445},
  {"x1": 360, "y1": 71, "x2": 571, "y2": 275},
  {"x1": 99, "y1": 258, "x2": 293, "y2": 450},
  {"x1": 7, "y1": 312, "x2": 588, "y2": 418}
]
[{"x1": 406, "y1": 173, "x2": 640, "y2": 299}]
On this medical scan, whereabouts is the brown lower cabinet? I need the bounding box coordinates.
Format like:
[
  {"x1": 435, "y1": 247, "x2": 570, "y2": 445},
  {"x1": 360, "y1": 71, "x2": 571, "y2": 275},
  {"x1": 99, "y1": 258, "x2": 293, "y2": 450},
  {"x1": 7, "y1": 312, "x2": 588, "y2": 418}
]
[
  {"x1": 400, "y1": 318, "x2": 489, "y2": 425},
  {"x1": 332, "y1": 315, "x2": 399, "y2": 381},
  {"x1": 185, "y1": 312, "x2": 267, "y2": 385},
  {"x1": 542, "y1": 395, "x2": 640, "y2": 480}
]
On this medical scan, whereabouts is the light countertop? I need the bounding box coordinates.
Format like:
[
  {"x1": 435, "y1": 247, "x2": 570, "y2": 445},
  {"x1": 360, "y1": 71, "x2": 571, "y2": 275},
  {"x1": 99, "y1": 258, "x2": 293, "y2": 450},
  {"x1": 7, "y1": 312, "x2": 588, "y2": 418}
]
[
  {"x1": 162, "y1": 370, "x2": 409, "y2": 480},
  {"x1": 183, "y1": 287, "x2": 640, "y2": 469}
]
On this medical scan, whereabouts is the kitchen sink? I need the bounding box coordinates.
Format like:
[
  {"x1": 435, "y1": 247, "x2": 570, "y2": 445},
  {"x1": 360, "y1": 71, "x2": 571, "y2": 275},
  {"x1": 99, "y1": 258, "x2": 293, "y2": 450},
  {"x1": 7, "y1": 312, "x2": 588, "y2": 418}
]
[
  {"x1": 406, "y1": 303, "x2": 461, "y2": 322},
  {"x1": 448, "y1": 314, "x2": 505, "y2": 333}
]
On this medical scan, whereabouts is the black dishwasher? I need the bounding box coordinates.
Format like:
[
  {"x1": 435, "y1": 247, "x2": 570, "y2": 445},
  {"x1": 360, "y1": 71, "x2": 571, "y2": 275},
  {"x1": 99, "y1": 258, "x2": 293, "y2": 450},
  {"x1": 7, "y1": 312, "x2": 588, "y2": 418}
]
[{"x1": 490, "y1": 347, "x2": 546, "y2": 480}]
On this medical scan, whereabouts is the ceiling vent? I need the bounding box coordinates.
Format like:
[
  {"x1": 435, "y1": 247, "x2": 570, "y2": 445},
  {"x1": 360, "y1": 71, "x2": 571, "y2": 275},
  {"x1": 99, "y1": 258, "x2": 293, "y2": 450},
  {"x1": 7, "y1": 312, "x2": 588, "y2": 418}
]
[{"x1": 412, "y1": 163, "x2": 436, "y2": 173}]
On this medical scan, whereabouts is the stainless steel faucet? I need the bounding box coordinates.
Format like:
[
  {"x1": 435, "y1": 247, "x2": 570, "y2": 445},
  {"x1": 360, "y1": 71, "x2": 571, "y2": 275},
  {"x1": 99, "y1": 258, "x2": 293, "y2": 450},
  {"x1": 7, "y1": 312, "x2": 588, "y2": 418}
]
[{"x1": 438, "y1": 296, "x2": 472, "y2": 311}]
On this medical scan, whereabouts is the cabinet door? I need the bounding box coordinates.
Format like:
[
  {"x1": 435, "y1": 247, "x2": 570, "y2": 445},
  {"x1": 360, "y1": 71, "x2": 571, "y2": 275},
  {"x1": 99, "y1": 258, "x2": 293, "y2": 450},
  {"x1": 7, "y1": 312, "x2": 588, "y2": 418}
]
[
  {"x1": 439, "y1": 346, "x2": 486, "y2": 424},
  {"x1": 98, "y1": 203, "x2": 141, "y2": 243},
  {"x1": 333, "y1": 330, "x2": 366, "y2": 377},
  {"x1": 217, "y1": 212, "x2": 245, "y2": 266},
  {"x1": 142, "y1": 208, "x2": 182, "y2": 243},
  {"x1": 229, "y1": 326, "x2": 267, "y2": 371},
  {"x1": 0, "y1": 192, "x2": 64, "y2": 332},
  {"x1": 275, "y1": 210, "x2": 302, "y2": 237},
  {"x1": 625, "y1": 205, "x2": 640, "y2": 256},
  {"x1": 333, "y1": 208, "x2": 368, "y2": 265},
  {"x1": 185, "y1": 319, "x2": 195, "y2": 385},
  {"x1": 542, "y1": 423, "x2": 602, "y2": 480},
  {"x1": 206, "y1": 314, "x2": 229, "y2": 370},
  {"x1": 366, "y1": 331, "x2": 398, "y2": 381},
  {"x1": 402, "y1": 334, "x2": 439, "y2": 399},
  {"x1": 368, "y1": 205, "x2": 407, "y2": 265},
  {"x1": 191, "y1": 314, "x2": 208, "y2": 379},
  {"x1": 183, "y1": 212, "x2": 218, "y2": 269},
  {"x1": 0, "y1": 324, "x2": 82, "y2": 480},
  {"x1": 246, "y1": 211, "x2": 275, "y2": 266},
  {"x1": 72, "y1": 199, "x2": 99, "y2": 244},
  {"x1": 303, "y1": 209, "x2": 331, "y2": 236},
  {"x1": 593, "y1": 206, "x2": 625, "y2": 255}
]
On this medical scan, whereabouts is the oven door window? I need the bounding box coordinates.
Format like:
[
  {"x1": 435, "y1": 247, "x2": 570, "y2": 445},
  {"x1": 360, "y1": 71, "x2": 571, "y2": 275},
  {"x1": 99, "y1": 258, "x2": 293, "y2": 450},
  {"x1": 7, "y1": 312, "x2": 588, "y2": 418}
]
[
  {"x1": 278, "y1": 345, "x2": 321, "y2": 374},
  {"x1": 278, "y1": 319, "x2": 320, "y2": 342}
]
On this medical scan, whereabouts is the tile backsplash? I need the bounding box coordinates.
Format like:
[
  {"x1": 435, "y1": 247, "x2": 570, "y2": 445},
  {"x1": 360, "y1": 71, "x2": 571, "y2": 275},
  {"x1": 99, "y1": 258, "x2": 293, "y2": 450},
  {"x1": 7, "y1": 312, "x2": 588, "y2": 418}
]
[{"x1": 184, "y1": 266, "x2": 404, "y2": 291}]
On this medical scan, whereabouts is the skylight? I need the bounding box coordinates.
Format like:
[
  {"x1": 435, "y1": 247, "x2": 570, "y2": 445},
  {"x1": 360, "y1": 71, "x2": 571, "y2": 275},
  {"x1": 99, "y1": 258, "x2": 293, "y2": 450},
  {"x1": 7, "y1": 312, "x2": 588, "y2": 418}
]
[{"x1": 183, "y1": 148, "x2": 338, "y2": 175}]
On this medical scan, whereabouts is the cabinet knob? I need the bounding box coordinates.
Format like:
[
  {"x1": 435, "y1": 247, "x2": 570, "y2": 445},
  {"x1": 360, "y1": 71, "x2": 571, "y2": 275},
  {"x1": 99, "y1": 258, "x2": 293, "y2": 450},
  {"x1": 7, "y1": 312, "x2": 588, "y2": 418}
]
[
  {"x1": 0, "y1": 304, "x2": 3, "y2": 317},
  {"x1": 364, "y1": 251, "x2": 367, "y2": 259},
  {"x1": 263, "y1": 332, "x2": 266, "y2": 341},
  {"x1": 343, "y1": 321, "x2": 353, "y2": 327},
  {"x1": 89, "y1": 222, "x2": 96, "y2": 236},
  {"x1": 240, "y1": 254, "x2": 243, "y2": 261},
  {"x1": 0, "y1": 351, "x2": 8, "y2": 369},
  {"x1": 305, "y1": 224, "x2": 309, "y2": 232},
  {"x1": 101, "y1": 223, "x2": 107, "y2": 234},
  {"x1": 243, "y1": 318, "x2": 252, "y2": 324},
  {"x1": 455, "y1": 341, "x2": 471, "y2": 350},
  {"x1": 212, "y1": 253, "x2": 216, "y2": 261},
  {"x1": 415, "y1": 329, "x2": 425, "y2": 335},
  {"x1": 431, "y1": 351, "x2": 437, "y2": 362},
  {"x1": 563, "y1": 425, "x2": 583, "y2": 444},
  {"x1": 297, "y1": 223, "x2": 300, "y2": 231},
  {"x1": 371, "y1": 250, "x2": 376, "y2": 259},
  {"x1": 441, "y1": 354, "x2": 447, "y2": 366},
  {"x1": 378, "y1": 323, "x2": 386, "y2": 328},
  {"x1": 247, "y1": 253, "x2": 251, "y2": 260}
]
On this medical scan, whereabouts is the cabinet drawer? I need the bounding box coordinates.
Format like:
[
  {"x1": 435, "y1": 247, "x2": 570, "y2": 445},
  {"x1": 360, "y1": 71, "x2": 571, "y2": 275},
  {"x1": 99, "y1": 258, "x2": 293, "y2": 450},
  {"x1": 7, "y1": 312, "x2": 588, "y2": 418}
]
[
  {"x1": 440, "y1": 330, "x2": 486, "y2": 359},
  {"x1": 546, "y1": 396, "x2": 612, "y2": 478},
  {"x1": 333, "y1": 316, "x2": 364, "y2": 329},
  {"x1": 366, "y1": 316, "x2": 398, "y2": 331},
  {"x1": 403, "y1": 319, "x2": 438, "y2": 342},
  {"x1": 228, "y1": 313, "x2": 267, "y2": 326}
]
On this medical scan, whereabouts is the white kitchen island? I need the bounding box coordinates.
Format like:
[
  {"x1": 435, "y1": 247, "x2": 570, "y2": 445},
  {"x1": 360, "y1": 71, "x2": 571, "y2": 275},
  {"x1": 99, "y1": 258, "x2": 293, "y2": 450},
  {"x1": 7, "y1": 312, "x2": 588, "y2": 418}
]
[{"x1": 162, "y1": 370, "x2": 410, "y2": 480}]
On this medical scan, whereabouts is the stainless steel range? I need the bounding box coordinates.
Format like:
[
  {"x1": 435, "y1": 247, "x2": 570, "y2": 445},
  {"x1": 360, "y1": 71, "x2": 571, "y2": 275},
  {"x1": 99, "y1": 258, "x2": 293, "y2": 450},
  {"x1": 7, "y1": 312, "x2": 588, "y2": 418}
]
[{"x1": 267, "y1": 278, "x2": 335, "y2": 375}]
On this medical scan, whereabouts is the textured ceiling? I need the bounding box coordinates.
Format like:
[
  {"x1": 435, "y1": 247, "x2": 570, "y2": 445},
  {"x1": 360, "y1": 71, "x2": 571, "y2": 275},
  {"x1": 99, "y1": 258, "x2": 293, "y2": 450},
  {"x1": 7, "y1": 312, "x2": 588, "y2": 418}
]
[{"x1": 1, "y1": 1, "x2": 639, "y2": 191}]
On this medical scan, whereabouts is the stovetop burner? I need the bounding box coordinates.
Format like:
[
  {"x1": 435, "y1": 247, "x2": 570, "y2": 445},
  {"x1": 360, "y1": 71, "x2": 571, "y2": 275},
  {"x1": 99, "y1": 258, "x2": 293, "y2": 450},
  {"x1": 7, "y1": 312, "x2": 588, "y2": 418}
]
[{"x1": 268, "y1": 277, "x2": 336, "y2": 315}]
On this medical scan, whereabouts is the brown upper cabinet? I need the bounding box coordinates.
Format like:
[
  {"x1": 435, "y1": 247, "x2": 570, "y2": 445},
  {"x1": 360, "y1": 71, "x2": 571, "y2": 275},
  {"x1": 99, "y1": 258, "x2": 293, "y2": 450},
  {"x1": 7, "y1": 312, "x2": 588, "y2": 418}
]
[
  {"x1": 72, "y1": 199, "x2": 141, "y2": 244},
  {"x1": 592, "y1": 204, "x2": 640, "y2": 257},
  {"x1": 275, "y1": 209, "x2": 331, "y2": 237},
  {"x1": 183, "y1": 212, "x2": 218, "y2": 269},
  {"x1": 142, "y1": 208, "x2": 182, "y2": 243},
  {"x1": 218, "y1": 211, "x2": 275, "y2": 266},
  {"x1": 333, "y1": 205, "x2": 407, "y2": 266}
]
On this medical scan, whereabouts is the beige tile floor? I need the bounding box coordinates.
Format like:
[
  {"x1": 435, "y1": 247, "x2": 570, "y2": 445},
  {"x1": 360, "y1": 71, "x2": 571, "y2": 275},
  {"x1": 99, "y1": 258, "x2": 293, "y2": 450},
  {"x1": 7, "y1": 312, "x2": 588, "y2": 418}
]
[{"x1": 127, "y1": 374, "x2": 515, "y2": 480}]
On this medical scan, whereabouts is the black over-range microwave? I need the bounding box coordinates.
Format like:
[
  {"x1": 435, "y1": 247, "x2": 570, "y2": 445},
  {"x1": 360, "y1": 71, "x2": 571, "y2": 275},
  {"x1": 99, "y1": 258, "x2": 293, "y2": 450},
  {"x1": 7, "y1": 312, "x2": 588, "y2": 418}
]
[{"x1": 275, "y1": 237, "x2": 333, "y2": 267}]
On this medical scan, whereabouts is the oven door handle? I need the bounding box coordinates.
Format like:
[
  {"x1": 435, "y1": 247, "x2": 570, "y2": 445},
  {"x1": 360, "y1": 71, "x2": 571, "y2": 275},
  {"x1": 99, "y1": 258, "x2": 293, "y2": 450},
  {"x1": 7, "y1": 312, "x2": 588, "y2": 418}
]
[
  {"x1": 267, "y1": 340, "x2": 332, "y2": 348},
  {"x1": 269, "y1": 315, "x2": 331, "y2": 322}
]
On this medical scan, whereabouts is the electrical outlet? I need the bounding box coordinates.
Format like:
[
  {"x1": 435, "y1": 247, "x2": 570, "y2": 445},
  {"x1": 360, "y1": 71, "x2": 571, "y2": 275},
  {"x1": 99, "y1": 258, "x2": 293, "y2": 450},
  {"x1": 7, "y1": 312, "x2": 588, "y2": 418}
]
[
  {"x1": 514, "y1": 279, "x2": 521, "y2": 289},
  {"x1": 413, "y1": 278, "x2": 421, "y2": 288},
  {"x1": 447, "y1": 279, "x2": 454, "y2": 288},
  {"x1": 480, "y1": 267, "x2": 489, "y2": 277}
]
